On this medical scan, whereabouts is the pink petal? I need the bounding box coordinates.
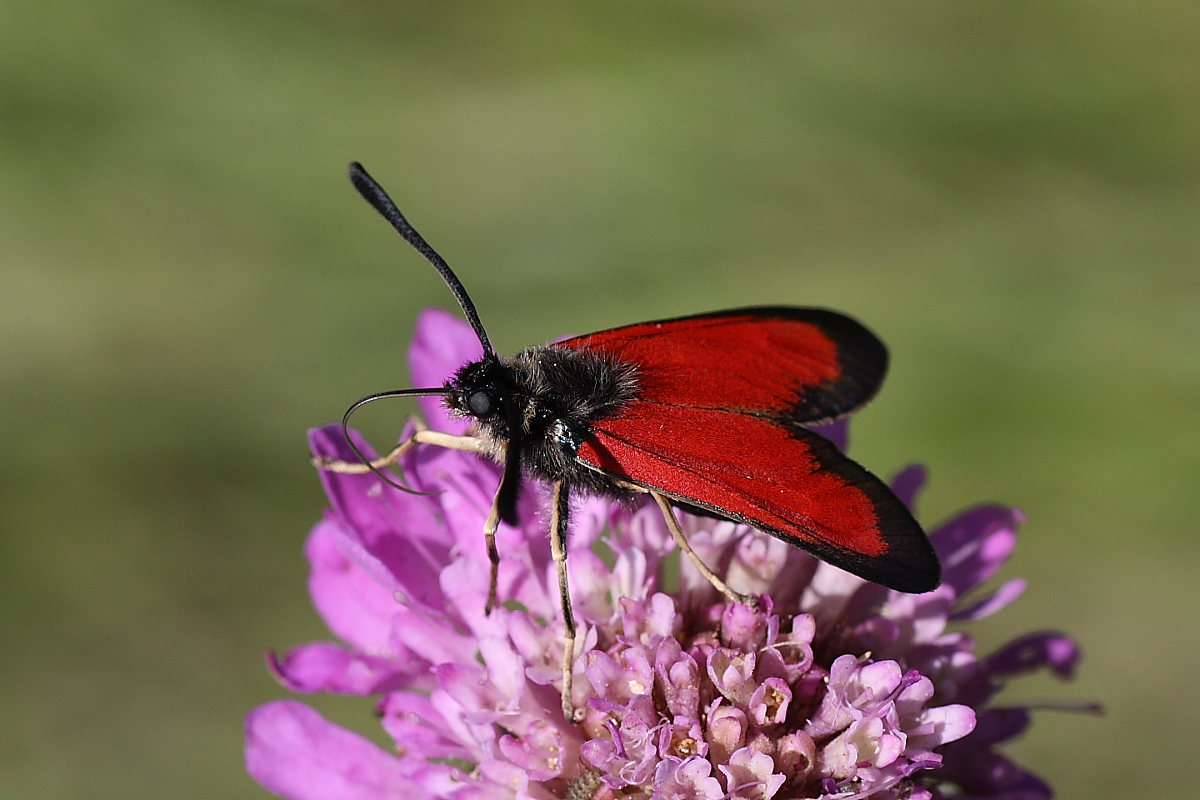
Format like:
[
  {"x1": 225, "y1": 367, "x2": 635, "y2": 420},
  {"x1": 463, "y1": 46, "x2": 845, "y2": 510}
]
[
  {"x1": 776, "y1": 732, "x2": 817, "y2": 777},
  {"x1": 890, "y1": 464, "x2": 927, "y2": 511},
  {"x1": 496, "y1": 717, "x2": 566, "y2": 780},
  {"x1": 477, "y1": 759, "x2": 531, "y2": 798},
  {"x1": 478, "y1": 635, "x2": 527, "y2": 700},
  {"x1": 245, "y1": 701, "x2": 418, "y2": 800},
  {"x1": 269, "y1": 643, "x2": 417, "y2": 695},
  {"x1": 379, "y1": 693, "x2": 473, "y2": 762},
  {"x1": 950, "y1": 578, "x2": 1027, "y2": 621},
  {"x1": 707, "y1": 649, "x2": 757, "y2": 707},
  {"x1": 964, "y1": 707, "x2": 1032, "y2": 746},
  {"x1": 720, "y1": 603, "x2": 768, "y2": 652},
  {"x1": 408, "y1": 309, "x2": 484, "y2": 434},
  {"x1": 908, "y1": 703, "x2": 977, "y2": 749},
  {"x1": 801, "y1": 562, "x2": 868, "y2": 622},
  {"x1": 706, "y1": 705, "x2": 748, "y2": 764},
  {"x1": 805, "y1": 418, "x2": 848, "y2": 451},
  {"x1": 653, "y1": 757, "x2": 724, "y2": 800},
  {"x1": 412, "y1": 440, "x2": 546, "y2": 575},
  {"x1": 390, "y1": 606, "x2": 480, "y2": 667},
  {"x1": 304, "y1": 519, "x2": 399, "y2": 651},
  {"x1": 437, "y1": 557, "x2": 507, "y2": 640},
  {"x1": 569, "y1": 547, "x2": 621, "y2": 624},
  {"x1": 505, "y1": 609, "x2": 561, "y2": 685},
  {"x1": 931, "y1": 505, "x2": 1023, "y2": 596},
  {"x1": 748, "y1": 677, "x2": 791, "y2": 726},
  {"x1": 436, "y1": 662, "x2": 515, "y2": 719},
  {"x1": 718, "y1": 747, "x2": 786, "y2": 800},
  {"x1": 986, "y1": 631, "x2": 1080, "y2": 679},
  {"x1": 655, "y1": 638, "x2": 702, "y2": 719},
  {"x1": 309, "y1": 426, "x2": 453, "y2": 613}
]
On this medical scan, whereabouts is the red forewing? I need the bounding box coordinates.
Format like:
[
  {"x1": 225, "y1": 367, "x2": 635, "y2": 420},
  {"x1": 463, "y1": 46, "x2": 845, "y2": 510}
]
[
  {"x1": 556, "y1": 307, "x2": 888, "y2": 424},
  {"x1": 580, "y1": 403, "x2": 938, "y2": 592},
  {"x1": 554, "y1": 307, "x2": 939, "y2": 593}
]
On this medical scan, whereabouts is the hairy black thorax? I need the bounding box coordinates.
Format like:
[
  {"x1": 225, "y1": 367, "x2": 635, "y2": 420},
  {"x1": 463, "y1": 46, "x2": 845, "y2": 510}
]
[{"x1": 444, "y1": 343, "x2": 639, "y2": 493}]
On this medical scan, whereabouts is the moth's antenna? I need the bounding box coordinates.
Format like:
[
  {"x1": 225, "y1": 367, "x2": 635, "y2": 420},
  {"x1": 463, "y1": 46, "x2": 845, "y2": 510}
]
[
  {"x1": 348, "y1": 162, "x2": 496, "y2": 358},
  {"x1": 341, "y1": 386, "x2": 449, "y2": 495}
]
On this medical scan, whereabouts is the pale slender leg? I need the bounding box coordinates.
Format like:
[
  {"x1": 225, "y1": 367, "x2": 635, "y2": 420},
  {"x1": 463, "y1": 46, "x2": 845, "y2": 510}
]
[
  {"x1": 650, "y1": 491, "x2": 757, "y2": 607},
  {"x1": 481, "y1": 491, "x2": 503, "y2": 614},
  {"x1": 549, "y1": 481, "x2": 581, "y2": 722},
  {"x1": 313, "y1": 428, "x2": 488, "y2": 472}
]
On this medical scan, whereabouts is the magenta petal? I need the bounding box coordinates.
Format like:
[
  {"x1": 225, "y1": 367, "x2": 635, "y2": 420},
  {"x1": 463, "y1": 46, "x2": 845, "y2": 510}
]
[
  {"x1": 309, "y1": 426, "x2": 453, "y2": 613},
  {"x1": 391, "y1": 606, "x2": 480, "y2": 667},
  {"x1": 570, "y1": 548, "x2": 621, "y2": 624},
  {"x1": 654, "y1": 757, "x2": 724, "y2": 800},
  {"x1": 931, "y1": 505, "x2": 1022, "y2": 596},
  {"x1": 908, "y1": 703, "x2": 976, "y2": 750},
  {"x1": 565, "y1": 491, "x2": 612, "y2": 551},
  {"x1": 998, "y1": 769, "x2": 1054, "y2": 800},
  {"x1": 404, "y1": 438, "x2": 547, "y2": 581},
  {"x1": 950, "y1": 577, "x2": 1026, "y2": 621},
  {"x1": 379, "y1": 693, "x2": 473, "y2": 762},
  {"x1": 718, "y1": 747, "x2": 785, "y2": 800},
  {"x1": 305, "y1": 520, "x2": 399, "y2": 652},
  {"x1": 269, "y1": 643, "x2": 416, "y2": 695},
  {"x1": 478, "y1": 760, "x2": 532, "y2": 798},
  {"x1": 938, "y1": 748, "x2": 1052, "y2": 800},
  {"x1": 245, "y1": 701, "x2": 418, "y2": 800},
  {"x1": 408, "y1": 309, "x2": 484, "y2": 434},
  {"x1": 708, "y1": 649, "x2": 757, "y2": 708},
  {"x1": 706, "y1": 705, "x2": 748, "y2": 764},
  {"x1": 720, "y1": 604, "x2": 768, "y2": 652},
  {"x1": 805, "y1": 418, "x2": 848, "y2": 451},
  {"x1": 655, "y1": 638, "x2": 701, "y2": 719},
  {"x1": 748, "y1": 677, "x2": 792, "y2": 726},
  {"x1": 890, "y1": 464, "x2": 927, "y2": 511},
  {"x1": 986, "y1": 631, "x2": 1080, "y2": 679},
  {"x1": 967, "y1": 707, "x2": 1033, "y2": 746},
  {"x1": 496, "y1": 717, "x2": 566, "y2": 780}
]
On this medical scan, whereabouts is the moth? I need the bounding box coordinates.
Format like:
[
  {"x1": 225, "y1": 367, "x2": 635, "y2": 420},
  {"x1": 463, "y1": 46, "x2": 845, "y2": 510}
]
[{"x1": 318, "y1": 163, "x2": 940, "y2": 720}]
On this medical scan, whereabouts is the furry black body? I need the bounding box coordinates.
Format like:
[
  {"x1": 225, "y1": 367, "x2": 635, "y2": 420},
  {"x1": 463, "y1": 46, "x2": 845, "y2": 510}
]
[{"x1": 444, "y1": 345, "x2": 640, "y2": 517}]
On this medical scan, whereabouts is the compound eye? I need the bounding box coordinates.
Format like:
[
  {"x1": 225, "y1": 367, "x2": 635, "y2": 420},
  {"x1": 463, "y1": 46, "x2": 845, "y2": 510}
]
[{"x1": 467, "y1": 389, "x2": 496, "y2": 417}]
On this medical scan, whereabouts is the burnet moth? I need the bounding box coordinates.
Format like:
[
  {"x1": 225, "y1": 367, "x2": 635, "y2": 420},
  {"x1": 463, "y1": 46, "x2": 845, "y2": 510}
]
[{"x1": 318, "y1": 162, "x2": 941, "y2": 720}]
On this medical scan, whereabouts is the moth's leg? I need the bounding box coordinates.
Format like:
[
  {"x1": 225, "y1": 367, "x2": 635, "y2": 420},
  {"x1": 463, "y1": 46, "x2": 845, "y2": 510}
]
[
  {"x1": 549, "y1": 480, "x2": 582, "y2": 722},
  {"x1": 479, "y1": 438, "x2": 525, "y2": 615},
  {"x1": 649, "y1": 490, "x2": 757, "y2": 608},
  {"x1": 313, "y1": 427, "x2": 488, "y2": 473},
  {"x1": 481, "y1": 489, "x2": 503, "y2": 615}
]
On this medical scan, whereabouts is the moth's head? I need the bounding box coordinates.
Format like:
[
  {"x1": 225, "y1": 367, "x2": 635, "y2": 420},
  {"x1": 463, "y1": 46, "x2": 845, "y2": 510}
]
[{"x1": 446, "y1": 357, "x2": 512, "y2": 429}]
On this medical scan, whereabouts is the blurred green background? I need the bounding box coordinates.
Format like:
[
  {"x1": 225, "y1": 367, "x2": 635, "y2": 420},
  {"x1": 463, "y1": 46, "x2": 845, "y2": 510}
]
[{"x1": 3, "y1": 1, "x2": 1196, "y2": 797}]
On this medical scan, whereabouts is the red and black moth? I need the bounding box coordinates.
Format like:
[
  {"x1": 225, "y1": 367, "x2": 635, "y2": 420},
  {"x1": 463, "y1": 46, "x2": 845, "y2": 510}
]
[{"x1": 318, "y1": 163, "x2": 941, "y2": 719}]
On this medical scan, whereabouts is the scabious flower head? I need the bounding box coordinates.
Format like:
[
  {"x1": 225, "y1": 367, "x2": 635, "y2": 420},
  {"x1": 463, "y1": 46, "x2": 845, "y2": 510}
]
[{"x1": 246, "y1": 310, "x2": 1082, "y2": 800}]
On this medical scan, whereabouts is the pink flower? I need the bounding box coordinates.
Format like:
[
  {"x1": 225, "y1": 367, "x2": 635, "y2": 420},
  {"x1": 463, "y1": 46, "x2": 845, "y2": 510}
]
[{"x1": 246, "y1": 310, "x2": 1082, "y2": 800}]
